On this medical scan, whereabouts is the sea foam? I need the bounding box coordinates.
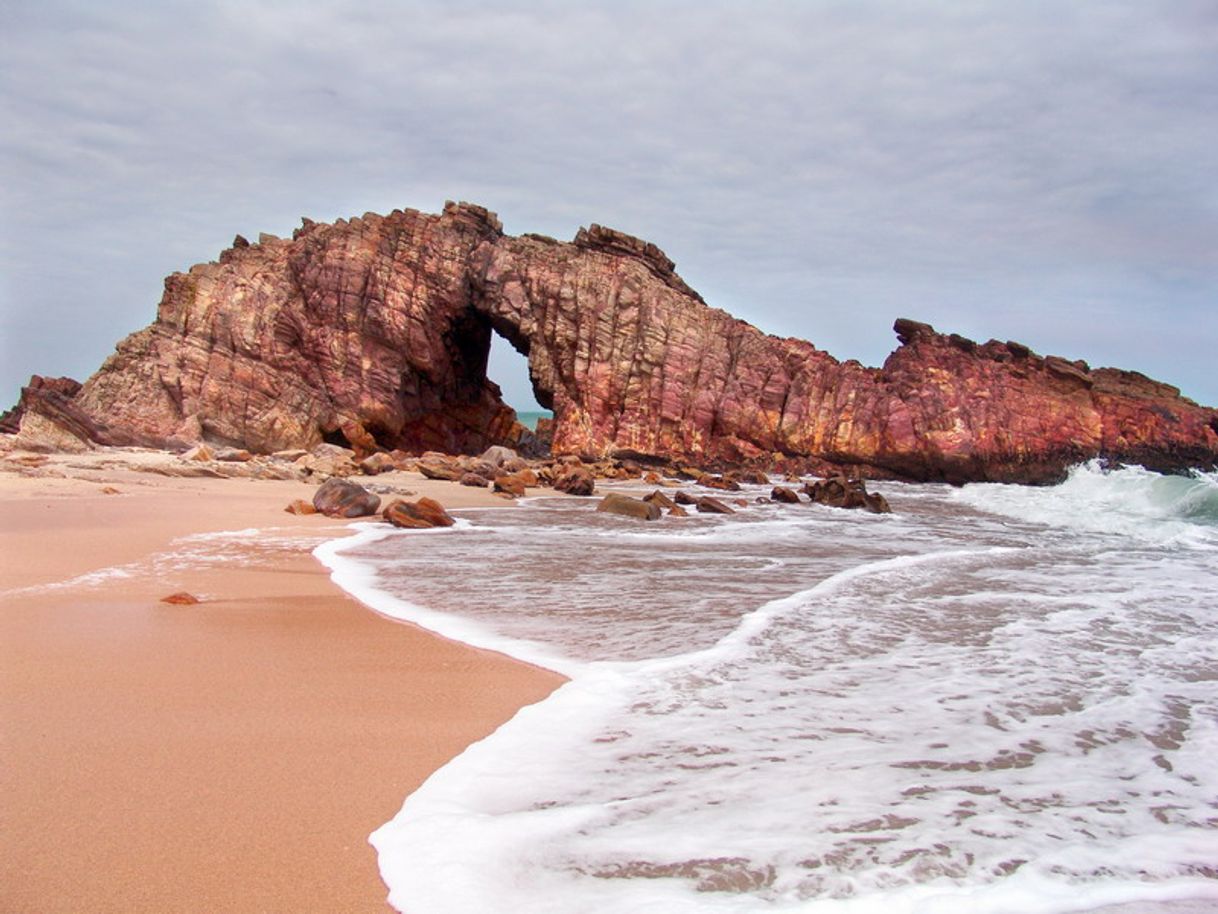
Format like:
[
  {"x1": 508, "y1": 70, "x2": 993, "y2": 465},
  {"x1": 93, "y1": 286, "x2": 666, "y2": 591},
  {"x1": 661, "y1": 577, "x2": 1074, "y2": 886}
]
[{"x1": 316, "y1": 465, "x2": 1218, "y2": 914}]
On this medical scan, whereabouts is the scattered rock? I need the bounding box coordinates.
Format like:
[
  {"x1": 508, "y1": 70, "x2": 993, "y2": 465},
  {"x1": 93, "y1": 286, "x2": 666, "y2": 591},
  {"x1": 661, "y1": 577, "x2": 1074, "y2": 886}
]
[
  {"x1": 214, "y1": 447, "x2": 253, "y2": 462},
  {"x1": 459, "y1": 472, "x2": 490, "y2": 487},
  {"x1": 284, "y1": 499, "x2": 316, "y2": 515},
  {"x1": 141, "y1": 463, "x2": 224, "y2": 478},
  {"x1": 359, "y1": 452, "x2": 397, "y2": 475},
  {"x1": 643, "y1": 490, "x2": 678, "y2": 510},
  {"x1": 737, "y1": 469, "x2": 771, "y2": 485},
  {"x1": 493, "y1": 473, "x2": 529, "y2": 497},
  {"x1": 160, "y1": 592, "x2": 200, "y2": 605},
  {"x1": 673, "y1": 490, "x2": 697, "y2": 505},
  {"x1": 296, "y1": 447, "x2": 360, "y2": 478},
  {"x1": 802, "y1": 476, "x2": 892, "y2": 514},
  {"x1": 479, "y1": 445, "x2": 518, "y2": 468},
  {"x1": 553, "y1": 466, "x2": 595, "y2": 496},
  {"x1": 100, "y1": 485, "x2": 122, "y2": 495},
  {"x1": 701, "y1": 475, "x2": 741, "y2": 492},
  {"x1": 595, "y1": 493, "x2": 662, "y2": 521},
  {"x1": 668, "y1": 504, "x2": 689, "y2": 517},
  {"x1": 418, "y1": 460, "x2": 464, "y2": 482},
  {"x1": 863, "y1": 492, "x2": 892, "y2": 514},
  {"x1": 181, "y1": 444, "x2": 215, "y2": 462},
  {"x1": 312, "y1": 477, "x2": 382, "y2": 517},
  {"x1": 696, "y1": 496, "x2": 735, "y2": 515},
  {"x1": 770, "y1": 486, "x2": 801, "y2": 504},
  {"x1": 384, "y1": 497, "x2": 456, "y2": 528}
]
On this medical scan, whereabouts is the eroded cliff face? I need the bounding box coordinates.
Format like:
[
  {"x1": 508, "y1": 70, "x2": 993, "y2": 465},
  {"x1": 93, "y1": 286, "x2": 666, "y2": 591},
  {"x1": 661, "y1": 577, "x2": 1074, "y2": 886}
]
[
  {"x1": 18, "y1": 202, "x2": 1218, "y2": 483},
  {"x1": 74, "y1": 203, "x2": 526, "y2": 456}
]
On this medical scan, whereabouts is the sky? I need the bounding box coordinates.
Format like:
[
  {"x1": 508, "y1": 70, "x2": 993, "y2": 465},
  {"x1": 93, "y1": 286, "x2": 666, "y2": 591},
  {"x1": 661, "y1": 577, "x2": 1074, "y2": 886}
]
[{"x1": 2, "y1": 1, "x2": 1216, "y2": 413}]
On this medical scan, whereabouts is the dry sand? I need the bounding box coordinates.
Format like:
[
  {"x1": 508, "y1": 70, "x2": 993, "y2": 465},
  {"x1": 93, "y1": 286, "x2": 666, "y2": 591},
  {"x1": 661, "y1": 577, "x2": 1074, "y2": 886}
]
[{"x1": 0, "y1": 449, "x2": 565, "y2": 913}]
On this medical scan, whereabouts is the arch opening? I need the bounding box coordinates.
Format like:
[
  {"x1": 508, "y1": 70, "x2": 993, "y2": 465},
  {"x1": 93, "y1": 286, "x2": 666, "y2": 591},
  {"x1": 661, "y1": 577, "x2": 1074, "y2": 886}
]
[{"x1": 487, "y1": 327, "x2": 552, "y2": 428}]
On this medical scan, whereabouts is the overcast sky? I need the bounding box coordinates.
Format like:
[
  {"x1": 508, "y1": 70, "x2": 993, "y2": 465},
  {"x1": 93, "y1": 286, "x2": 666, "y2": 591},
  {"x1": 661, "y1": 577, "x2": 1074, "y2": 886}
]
[{"x1": 2, "y1": 1, "x2": 1216, "y2": 412}]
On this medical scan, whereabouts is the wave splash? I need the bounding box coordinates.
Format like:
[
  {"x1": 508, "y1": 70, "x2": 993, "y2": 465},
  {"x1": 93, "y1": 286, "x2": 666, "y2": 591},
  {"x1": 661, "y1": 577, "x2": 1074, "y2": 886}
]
[
  {"x1": 318, "y1": 467, "x2": 1218, "y2": 914},
  {"x1": 954, "y1": 460, "x2": 1218, "y2": 545}
]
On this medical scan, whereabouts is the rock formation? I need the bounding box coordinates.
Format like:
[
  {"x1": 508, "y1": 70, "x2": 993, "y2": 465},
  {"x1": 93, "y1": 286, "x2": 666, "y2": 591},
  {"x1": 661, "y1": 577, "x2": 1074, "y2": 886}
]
[{"x1": 8, "y1": 202, "x2": 1217, "y2": 483}]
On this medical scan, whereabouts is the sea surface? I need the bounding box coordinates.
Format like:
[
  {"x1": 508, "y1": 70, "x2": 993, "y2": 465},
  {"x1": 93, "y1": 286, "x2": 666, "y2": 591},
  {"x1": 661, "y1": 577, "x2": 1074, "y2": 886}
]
[
  {"x1": 516, "y1": 409, "x2": 553, "y2": 431},
  {"x1": 317, "y1": 462, "x2": 1218, "y2": 914}
]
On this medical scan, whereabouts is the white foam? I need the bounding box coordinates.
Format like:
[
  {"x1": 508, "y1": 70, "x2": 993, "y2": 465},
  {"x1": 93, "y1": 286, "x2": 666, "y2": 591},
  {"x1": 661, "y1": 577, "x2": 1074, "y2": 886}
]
[
  {"x1": 313, "y1": 478, "x2": 1218, "y2": 914},
  {"x1": 954, "y1": 461, "x2": 1218, "y2": 547},
  {"x1": 314, "y1": 521, "x2": 585, "y2": 676}
]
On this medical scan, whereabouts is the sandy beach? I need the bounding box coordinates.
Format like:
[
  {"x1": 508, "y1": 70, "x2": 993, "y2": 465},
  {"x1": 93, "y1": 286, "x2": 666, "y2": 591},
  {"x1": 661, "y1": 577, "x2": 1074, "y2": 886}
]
[{"x1": 0, "y1": 449, "x2": 565, "y2": 914}]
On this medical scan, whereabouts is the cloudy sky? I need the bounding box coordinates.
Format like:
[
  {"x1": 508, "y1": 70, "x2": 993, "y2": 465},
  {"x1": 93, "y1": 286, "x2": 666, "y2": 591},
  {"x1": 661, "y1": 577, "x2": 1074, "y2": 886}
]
[{"x1": 2, "y1": 1, "x2": 1216, "y2": 411}]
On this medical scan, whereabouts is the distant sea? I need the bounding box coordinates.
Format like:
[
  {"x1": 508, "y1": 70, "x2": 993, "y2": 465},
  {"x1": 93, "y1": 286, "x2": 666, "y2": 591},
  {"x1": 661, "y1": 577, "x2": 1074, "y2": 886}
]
[
  {"x1": 319, "y1": 462, "x2": 1218, "y2": 914},
  {"x1": 515, "y1": 409, "x2": 552, "y2": 431}
]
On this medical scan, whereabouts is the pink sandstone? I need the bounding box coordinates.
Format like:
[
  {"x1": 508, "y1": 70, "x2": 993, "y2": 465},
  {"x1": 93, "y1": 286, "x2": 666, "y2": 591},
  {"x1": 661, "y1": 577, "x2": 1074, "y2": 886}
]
[{"x1": 8, "y1": 202, "x2": 1217, "y2": 483}]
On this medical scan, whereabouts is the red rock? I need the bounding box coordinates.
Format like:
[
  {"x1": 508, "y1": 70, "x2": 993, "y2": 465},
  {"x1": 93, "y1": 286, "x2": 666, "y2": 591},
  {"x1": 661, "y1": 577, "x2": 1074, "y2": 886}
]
[
  {"x1": 479, "y1": 445, "x2": 518, "y2": 468},
  {"x1": 668, "y1": 504, "x2": 689, "y2": 517},
  {"x1": 214, "y1": 447, "x2": 254, "y2": 462},
  {"x1": 673, "y1": 490, "x2": 697, "y2": 505},
  {"x1": 417, "y1": 459, "x2": 462, "y2": 481},
  {"x1": 312, "y1": 477, "x2": 381, "y2": 517},
  {"x1": 384, "y1": 497, "x2": 455, "y2": 528},
  {"x1": 643, "y1": 489, "x2": 678, "y2": 510},
  {"x1": 553, "y1": 466, "x2": 595, "y2": 496},
  {"x1": 595, "y1": 493, "x2": 661, "y2": 520},
  {"x1": 284, "y1": 499, "x2": 316, "y2": 515},
  {"x1": 696, "y1": 496, "x2": 735, "y2": 514},
  {"x1": 738, "y1": 469, "x2": 771, "y2": 485},
  {"x1": 493, "y1": 472, "x2": 529, "y2": 497},
  {"x1": 701, "y1": 475, "x2": 741, "y2": 492},
  {"x1": 160, "y1": 592, "x2": 200, "y2": 605},
  {"x1": 803, "y1": 476, "x2": 891, "y2": 514},
  {"x1": 771, "y1": 486, "x2": 800, "y2": 504},
  {"x1": 0, "y1": 376, "x2": 82, "y2": 434},
  {"x1": 25, "y1": 204, "x2": 1214, "y2": 482},
  {"x1": 459, "y1": 472, "x2": 490, "y2": 487},
  {"x1": 359, "y1": 452, "x2": 397, "y2": 475},
  {"x1": 864, "y1": 492, "x2": 892, "y2": 514}
]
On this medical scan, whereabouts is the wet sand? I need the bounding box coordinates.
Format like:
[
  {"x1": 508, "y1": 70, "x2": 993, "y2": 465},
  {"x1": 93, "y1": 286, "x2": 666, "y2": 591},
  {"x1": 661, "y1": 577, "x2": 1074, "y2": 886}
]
[{"x1": 0, "y1": 453, "x2": 565, "y2": 913}]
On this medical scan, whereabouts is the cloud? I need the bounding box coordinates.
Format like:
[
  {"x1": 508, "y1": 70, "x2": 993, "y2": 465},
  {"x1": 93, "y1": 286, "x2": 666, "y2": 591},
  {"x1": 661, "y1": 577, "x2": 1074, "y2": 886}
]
[{"x1": 2, "y1": 0, "x2": 1216, "y2": 409}]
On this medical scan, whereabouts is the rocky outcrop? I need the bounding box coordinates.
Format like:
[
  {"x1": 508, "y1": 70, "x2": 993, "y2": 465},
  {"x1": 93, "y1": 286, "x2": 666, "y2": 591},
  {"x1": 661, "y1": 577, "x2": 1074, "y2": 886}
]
[
  {"x1": 9, "y1": 203, "x2": 1216, "y2": 483},
  {"x1": 803, "y1": 475, "x2": 892, "y2": 514}
]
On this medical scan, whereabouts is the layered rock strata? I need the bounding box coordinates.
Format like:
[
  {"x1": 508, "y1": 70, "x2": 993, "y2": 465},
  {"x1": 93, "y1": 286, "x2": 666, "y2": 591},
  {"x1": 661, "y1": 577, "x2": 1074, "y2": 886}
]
[{"x1": 12, "y1": 202, "x2": 1217, "y2": 483}]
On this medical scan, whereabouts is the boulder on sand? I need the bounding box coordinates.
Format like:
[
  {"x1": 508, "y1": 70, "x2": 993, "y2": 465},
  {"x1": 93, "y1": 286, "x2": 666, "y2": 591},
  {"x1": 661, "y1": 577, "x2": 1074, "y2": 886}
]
[
  {"x1": 553, "y1": 466, "x2": 595, "y2": 496},
  {"x1": 384, "y1": 497, "x2": 456, "y2": 529},
  {"x1": 312, "y1": 477, "x2": 381, "y2": 517}
]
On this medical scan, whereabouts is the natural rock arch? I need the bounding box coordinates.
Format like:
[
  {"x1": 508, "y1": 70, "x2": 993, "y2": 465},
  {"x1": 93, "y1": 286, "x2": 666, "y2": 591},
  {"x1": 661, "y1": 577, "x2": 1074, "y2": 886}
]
[{"x1": 11, "y1": 201, "x2": 1218, "y2": 483}]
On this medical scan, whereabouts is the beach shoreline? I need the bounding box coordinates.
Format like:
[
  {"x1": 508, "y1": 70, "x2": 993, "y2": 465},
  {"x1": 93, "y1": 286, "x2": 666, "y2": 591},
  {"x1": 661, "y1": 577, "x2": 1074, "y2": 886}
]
[{"x1": 0, "y1": 449, "x2": 566, "y2": 914}]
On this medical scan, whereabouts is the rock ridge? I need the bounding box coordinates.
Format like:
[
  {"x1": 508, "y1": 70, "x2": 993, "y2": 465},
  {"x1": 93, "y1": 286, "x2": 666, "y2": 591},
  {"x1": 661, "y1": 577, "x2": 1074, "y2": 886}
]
[{"x1": 7, "y1": 202, "x2": 1216, "y2": 484}]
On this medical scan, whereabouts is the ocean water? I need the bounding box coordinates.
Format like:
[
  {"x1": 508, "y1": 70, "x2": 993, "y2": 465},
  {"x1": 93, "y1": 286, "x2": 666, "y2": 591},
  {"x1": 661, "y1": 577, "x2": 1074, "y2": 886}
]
[
  {"x1": 516, "y1": 409, "x2": 553, "y2": 431},
  {"x1": 316, "y1": 462, "x2": 1218, "y2": 914}
]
